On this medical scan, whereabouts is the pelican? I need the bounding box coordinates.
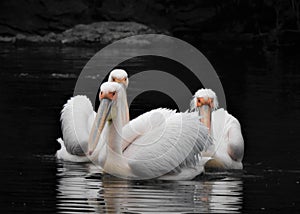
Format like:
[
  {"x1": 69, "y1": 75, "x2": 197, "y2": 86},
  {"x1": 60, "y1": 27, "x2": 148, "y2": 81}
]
[
  {"x1": 56, "y1": 69, "x2": 173, "y2": 162},
  {"x1": 190, "y1": 89, "x2": 244, "y2": 170},
  {"x1": 88, "y1": 82, "x2": 212, "y2": 180},
  {"x1": 56, "y1": 69, "x2": 130, "y2": 162},
  {"x1": 108, "y1": 69, "x2": 130, "y2": 125}
]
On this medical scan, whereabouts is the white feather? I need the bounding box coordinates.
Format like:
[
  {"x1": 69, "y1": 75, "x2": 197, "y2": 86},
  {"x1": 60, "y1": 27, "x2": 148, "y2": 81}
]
[
  {"x1": 95, "y1": 82, "x2": 213, "y2": 180},
  {"x1": 123, "y1": 111, "x2": 212, "y2": 179},
  {"x1": 209, "y1": 109, "x2": 244, "y2": 169},
  {"x1": 159, "y1": 157, "x2": 211, "y2": 180},
  {"x1": 59, "y1": 95, "x2": 96, "y2": 158},
  {"x1": 190, "y1": 87, "x2": 244, "y2": 170},
  {"x1": 57, "y1": 70, "x2": 130, "y2": 162},
  {"x1": 56, "y1": 138, "x2": 90, "y2": 162},
  {"x1": 122, "y1": 108, "x2": 176, "y2": 151}
]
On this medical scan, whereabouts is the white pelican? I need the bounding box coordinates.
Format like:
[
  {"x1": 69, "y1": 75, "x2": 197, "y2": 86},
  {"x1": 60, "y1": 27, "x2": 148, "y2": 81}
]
[
  {"x1": 108, "y1": 69, "x2": 130, "y2": 125},
  {"x1": 88, "y1": 82, "x2": 212, "y2": 180},
  {"x1": 56, "y1": 69, "x2": 130, "y2": 162},
  {"x1": 190, "y1": 89, "x2": 244, "y2": 170},
  {"x1": 55, "y1": 69, "x2": 173, "y2": 161}
]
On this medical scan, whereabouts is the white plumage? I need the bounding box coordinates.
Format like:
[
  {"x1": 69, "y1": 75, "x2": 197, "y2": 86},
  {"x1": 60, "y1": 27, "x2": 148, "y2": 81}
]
[
  {"x1": 124, "y1": 111, "x2": 212, "y2": 179},
  {"x1": 56, "y1": 95, "x2": 96, "y2": 162},
  {"x1": 56, "y1": 69, "x2": 130, "y2": 162},
  {"x1": 56, "y1": 138, "x2": 90, "y2": 162},
  {"x1": 108, "y1": 68, "x2": 130, "y2": 125},
  {"x1": 91, "y1": 82, "x2": 212, "y2": 180},
  {"x1": 108, "y1": 69, "x2": 129, "y2": 88},
  {"x1": 121, "y1": 108, "x2": 176, "y2": 151},
  {"x1": 209, "y1": 109, "x2": 244, "y2": 169},
  {"x1": 191, "y1": 88, "x2": 244, "y2": 170}
]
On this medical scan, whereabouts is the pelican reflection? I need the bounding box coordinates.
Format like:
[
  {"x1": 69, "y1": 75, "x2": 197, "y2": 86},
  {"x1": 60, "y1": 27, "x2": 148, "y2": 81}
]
[{"x1": 56, "y1": 162, "x2": 243, "y2": 213}]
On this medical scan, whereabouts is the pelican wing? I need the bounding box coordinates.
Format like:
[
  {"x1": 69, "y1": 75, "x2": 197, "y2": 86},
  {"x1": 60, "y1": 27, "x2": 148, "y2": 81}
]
[
  {"x1": 121, "y1": 108, "x2": 176, "y2": 151},
  {"x1": 212, "y1": 109, "x2": 244, "y2": 162},
  {"x1": 123, "y1": 112, "x2": 212, "y2": 178},
  {"x1": 60, "y1": 95, "x2": 96, "y2": 156}
]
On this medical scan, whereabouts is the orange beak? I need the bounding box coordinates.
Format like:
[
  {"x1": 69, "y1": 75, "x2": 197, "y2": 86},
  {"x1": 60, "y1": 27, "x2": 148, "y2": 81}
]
[
  {"x1": 196, "y1": 97, "x2": 214, "y2": 108},
  {"x1": 197, "y1": 97, "x2": 213, "y2": 132},
  {"x1": 88, "y1": 91, "x2": 116, "y2": 155}
]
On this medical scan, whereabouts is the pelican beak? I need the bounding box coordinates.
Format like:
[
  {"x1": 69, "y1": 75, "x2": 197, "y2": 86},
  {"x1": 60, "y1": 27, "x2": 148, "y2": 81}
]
[
  {"x1": 197, "y1": 97, "x2": 213, "y2": 131},
  {"x1": 88, "y1": 98, "x2": 113, "y2": 155}
]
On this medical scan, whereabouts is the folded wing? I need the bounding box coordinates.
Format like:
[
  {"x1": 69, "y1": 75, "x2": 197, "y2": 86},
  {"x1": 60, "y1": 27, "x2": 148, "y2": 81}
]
[{"x1": 123, "y1": 112, "x2": 212, "y2": 178}]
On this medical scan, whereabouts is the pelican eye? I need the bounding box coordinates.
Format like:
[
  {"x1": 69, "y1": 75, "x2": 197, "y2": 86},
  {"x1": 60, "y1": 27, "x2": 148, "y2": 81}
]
[
  {"x1": 112, "y1": 92, "x2": 116, "y2": 96},
  {"x1": 112, "y1": 78, "x2": 115, "y2": 82}
]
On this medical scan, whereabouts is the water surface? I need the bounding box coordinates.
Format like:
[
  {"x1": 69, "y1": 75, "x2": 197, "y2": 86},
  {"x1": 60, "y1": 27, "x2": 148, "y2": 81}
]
[{"x1": 0, "y1": 44, "x2": 299, "y2": 213}]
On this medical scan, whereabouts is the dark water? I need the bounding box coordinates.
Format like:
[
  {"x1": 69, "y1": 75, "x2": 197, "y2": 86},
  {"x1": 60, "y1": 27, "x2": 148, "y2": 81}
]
[{"x1": 0, "y1": 44, "x2": 299, "y2": 213}]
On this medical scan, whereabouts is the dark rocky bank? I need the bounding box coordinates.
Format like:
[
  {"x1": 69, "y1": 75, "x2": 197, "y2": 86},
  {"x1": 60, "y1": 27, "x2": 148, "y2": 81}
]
[
  {"x1": 0, "y1": 0, "x2": 299, "y2": 46},
  {"x1": 0, "y1": 22, "x2": 168, "y2": 45}
]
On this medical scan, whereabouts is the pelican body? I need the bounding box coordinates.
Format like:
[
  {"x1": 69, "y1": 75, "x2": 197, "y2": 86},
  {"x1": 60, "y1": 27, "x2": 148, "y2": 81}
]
[
  {"x1": 56, "y1": 69, "x2": 129, "y2": 162},
  {"x1": 88, "y1": 82, "x2": 212, "y2": 180},
  {"x1": 190, "y1": 89, "x2": 244, "y2": 170},
  {"x1": 56, "y1": 69, "x2": 176, "y2": 163}
]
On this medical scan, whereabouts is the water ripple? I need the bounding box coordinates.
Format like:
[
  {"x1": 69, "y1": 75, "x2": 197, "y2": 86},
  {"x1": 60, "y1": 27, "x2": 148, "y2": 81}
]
[{"x1": 56, "y1": 162, "x2": 243, "y2": 213}]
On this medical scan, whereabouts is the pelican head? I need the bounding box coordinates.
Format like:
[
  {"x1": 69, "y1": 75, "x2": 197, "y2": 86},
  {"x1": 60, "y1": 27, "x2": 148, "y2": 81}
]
[
  {"x1": 190, "y1": 88, "x2": 219, "y2": 131},
  {"x1": 108, "y1": 69, "x2": 129, "y2": 88},
  {"x1": 88, "y1": 82, "x2": 123, "y2": 154}
]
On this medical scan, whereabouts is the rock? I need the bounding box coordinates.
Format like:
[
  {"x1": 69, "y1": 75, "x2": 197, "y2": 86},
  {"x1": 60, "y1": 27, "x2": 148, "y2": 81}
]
[
  {"x1": 59, "y1": 21, "x2": 168, "y2": 44},
  {"x1": 0, "y1": 21, "x2": 169, "y2": 45},
  {"x1": 0, "y1": 0, "x2": 217, "y2": 37},
  {"x1": 1, "y1": 0, "x2": 297, "y2": 46},
  {"x1": 0, "y1": 0, "x2": 91, "y2": 35},
  {"x1": 0, "y1": 36, "x2": 16, "y2": 43}
]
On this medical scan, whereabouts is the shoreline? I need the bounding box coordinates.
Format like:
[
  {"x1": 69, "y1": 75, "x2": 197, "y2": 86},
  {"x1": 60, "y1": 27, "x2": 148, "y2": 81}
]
[{"x1": 0, "y1": 21, "x2": 169, "y2": 46}]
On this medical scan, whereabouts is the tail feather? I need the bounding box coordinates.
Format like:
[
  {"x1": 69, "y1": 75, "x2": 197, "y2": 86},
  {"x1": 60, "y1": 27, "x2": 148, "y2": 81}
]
[
  {"x1": 57, "y1": 138, "x2": 64, "y2": 147},
  {"x1": 56, "y1": 138, "x2": 91, "y2": 163}
]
